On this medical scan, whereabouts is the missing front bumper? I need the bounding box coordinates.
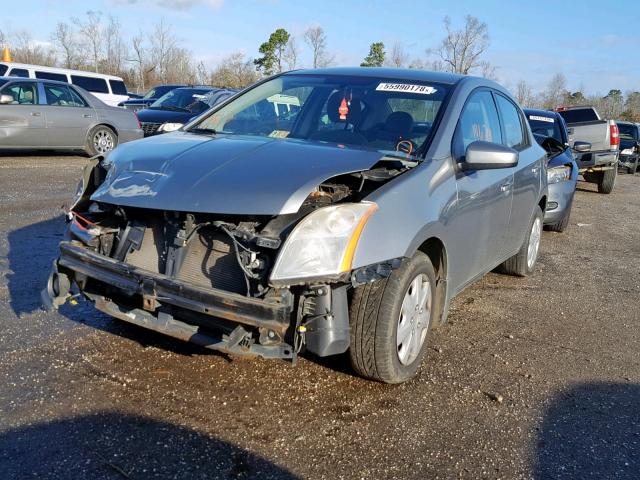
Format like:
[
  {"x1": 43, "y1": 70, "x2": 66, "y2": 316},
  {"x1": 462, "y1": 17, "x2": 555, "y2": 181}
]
[{"x1": 45, "y1": 241, "x2": 296, "y2": 358}]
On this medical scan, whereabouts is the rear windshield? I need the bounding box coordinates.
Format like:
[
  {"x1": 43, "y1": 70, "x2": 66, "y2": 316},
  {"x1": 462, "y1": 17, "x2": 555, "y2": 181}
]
[
  {"x1": 558, "y1": 108, "x2": 598, "y2": 123},
  {"x1": 190, "y1": 74, "x2": 449, "y2": 155},
  {"x1": 109, "y1": 79, "x2": 128, "y2": 96},
  {"x1": 0, "y1": 64, "x2": 7, "y2": 76},
  {"x1": 527, "y1": 113, "x2": 564, "y2": 143},
  {"x1": 150, "y1": 88, "x2": 213, "y2": 112},
  {"x1": 71, "y1": 75, "x2": 109, "y2": 94},
  {"x1": 36, "y1": 71, "x2": 68, "y2": 82},
  {"x1": 618, "y1": 124, "x2": 638, "y2": 141}
]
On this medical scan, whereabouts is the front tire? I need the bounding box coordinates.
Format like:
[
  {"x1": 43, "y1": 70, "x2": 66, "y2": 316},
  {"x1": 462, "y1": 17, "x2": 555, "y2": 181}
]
[
  {"x1": 86, "y1": 125, "x2": 118, "y2": 156},
  {"x1": 500, "y1": 205, "x2": 543, "y2": 277},
  {"x1": 349, "y1": 252, "x2": 437, "y2": 384}
]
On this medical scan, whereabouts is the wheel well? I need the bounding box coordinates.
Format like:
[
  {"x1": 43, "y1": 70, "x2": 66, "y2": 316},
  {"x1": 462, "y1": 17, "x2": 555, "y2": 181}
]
[
  {"x1": 417, "y1": 237, "x2": 448, "y2": 326},
  {"x1": 538, "y1": 195, "x2": 547, "y2": 213},
  {"x1": 93, "y1": 123, "x2": 118, "y2": 136}
]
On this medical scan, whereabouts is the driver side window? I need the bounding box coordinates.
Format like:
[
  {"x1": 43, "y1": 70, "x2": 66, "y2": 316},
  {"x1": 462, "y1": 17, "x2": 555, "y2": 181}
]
[
  {"x1": 453, "y1": 90, "x2": 502, "y2": 159},
  {"x1": 1, "y1": 82, "x2": 38, "y2": 105}
]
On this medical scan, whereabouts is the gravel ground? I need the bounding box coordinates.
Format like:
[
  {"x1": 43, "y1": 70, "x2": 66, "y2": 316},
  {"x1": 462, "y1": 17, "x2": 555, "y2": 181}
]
[{"x1": 0, "y1": 153, "x2": 638, "y2": 480}]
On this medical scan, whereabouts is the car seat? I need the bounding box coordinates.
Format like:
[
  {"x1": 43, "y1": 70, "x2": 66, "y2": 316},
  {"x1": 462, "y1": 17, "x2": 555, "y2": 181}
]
[{"x1": 309, "y1": 91, "x2": 367, "y2": 145}]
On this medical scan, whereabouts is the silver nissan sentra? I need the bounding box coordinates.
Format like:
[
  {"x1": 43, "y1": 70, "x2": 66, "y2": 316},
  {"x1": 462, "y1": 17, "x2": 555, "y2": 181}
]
[{"x1": 44, "y1": 67, "x2": 547, "y2": 383}]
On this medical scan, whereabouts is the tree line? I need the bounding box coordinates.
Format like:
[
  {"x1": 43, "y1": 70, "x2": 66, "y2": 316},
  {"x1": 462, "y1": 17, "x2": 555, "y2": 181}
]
[{"x1": 1, "y1": 12, "x2": 638, "y2": 121}]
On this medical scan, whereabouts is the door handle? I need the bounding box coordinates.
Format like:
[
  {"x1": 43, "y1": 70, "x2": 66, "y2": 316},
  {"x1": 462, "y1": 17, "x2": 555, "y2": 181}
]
[
  {"x1": 500, "y1": 182, "x2": 512, "y2": 192},
  {"x1": 531, "y1": 165, "x2": 540, "y2": 174},
  {"x1": 82, "y1": 114, "x2": 92, "y2": 118},
  {"x1": 30, "y1": 112, "x2": 41, "y2": 117}
]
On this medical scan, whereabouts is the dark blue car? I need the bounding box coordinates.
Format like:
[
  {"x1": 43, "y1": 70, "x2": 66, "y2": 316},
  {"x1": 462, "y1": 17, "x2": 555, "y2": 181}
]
[
  {"x1": 136, "y1": 87, "x2": 236, "y2": 137},
  {"x1": 118, "y1": 84, "x2": 187, "y2": 112},
  {"x1": 525, "y1": 108, "x2": 582, "y2": 232}
]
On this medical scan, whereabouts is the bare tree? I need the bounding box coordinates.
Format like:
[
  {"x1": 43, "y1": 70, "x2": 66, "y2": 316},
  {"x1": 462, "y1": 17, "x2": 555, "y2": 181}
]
[
  {"x1": 542, "y1": 73, "x2": 568, "y2": 109},
  {"x1": 429, "y1": 15, "x2": 490, "y2": 75},
  {"x1": 149, "y1": 19, "x2": 178, "y2": 83},
  {"x1": 12, "y1": 30, "x2": 56, "y2": 65},
  {"x1": 51, "y1": 22, "x2": 82, "y2": 69},
  {"x1": 386, "y1": 42, "x2": 408, "y2": 68},
  {"x1": 303, "y1": 26, "x2": 333, "y2": 68},
  {"x1": 515, "y1": 80, "x2": 534, "y2": 107},
  {"x1": 129, "y1": 33, "x2": 151, "y2": 92},
  {"x1": 74, "y1": 11, "x2": 103, "y2": 72},
  {"x1": 103, "y1": 16, "x2": 127, "y2": 75},
  {"x1": 211, "y1": 51, "x2": 259, "y2": 89},
  {"x1": 283, "y1": 36, "x2": 300, "y2": 71}
]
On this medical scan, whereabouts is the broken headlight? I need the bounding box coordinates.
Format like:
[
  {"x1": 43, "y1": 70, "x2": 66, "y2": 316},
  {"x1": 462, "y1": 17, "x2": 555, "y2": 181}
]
[{"x1": 270, "y1": 202, "x2": 377, "y2": 284}]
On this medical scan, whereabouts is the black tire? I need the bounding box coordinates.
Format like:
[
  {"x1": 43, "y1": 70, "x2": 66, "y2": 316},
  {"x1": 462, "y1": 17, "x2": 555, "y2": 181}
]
[
  {"x1": 349, "y1": 251, "x2": 437, "y2": 384},
  {"x1": 500, "y1": 205, "x2": 543, "y2": 277},
  {"x1": 544, "y1": 202, "x2": 572, "y2": 233},
  {"x1": 85, "y1": 125, "x2": 118, "y2": 156},
  {"x1": 597, "y1": 167, "x2": 616, "y2": 194}
]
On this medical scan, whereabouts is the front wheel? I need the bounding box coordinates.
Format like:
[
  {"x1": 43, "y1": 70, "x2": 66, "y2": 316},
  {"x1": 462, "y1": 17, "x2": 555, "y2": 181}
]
[
  {"x1": 500, "y1": 205, "x2": 543, "y2": 277},
  {"x1": 349, "y1": 251, "x2": 437, "y2": 384},
  {"x1": 86, "y1": 125, "x2": 118, "y2": 156}
]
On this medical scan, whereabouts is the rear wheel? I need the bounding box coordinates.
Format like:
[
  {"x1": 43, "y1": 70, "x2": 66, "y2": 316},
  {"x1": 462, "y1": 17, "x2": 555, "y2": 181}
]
[
  {"x1": 349, "y1": 251, "x2": 437, "y2": 384},
  {"x1": 86, "y1": 125, "x2": 118, "y2": 156},
  {"x1": 500, "y1": 206, "x2": 543, "y2": 277},
  {"x1": 597, "y1": 167, "x2": 617, "y2": 194}
]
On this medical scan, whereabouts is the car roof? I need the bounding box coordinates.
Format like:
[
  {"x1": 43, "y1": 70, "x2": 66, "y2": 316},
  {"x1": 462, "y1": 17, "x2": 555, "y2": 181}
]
[
  {"x1": 285, "y1": 67, "x2": 465, "y2": 85},
  {"x1": 0, "y1": 75, "x2": 73, "y2": 87},
  {"x1": 523, "y1": 108, "x2": 561, "y2": 119}
]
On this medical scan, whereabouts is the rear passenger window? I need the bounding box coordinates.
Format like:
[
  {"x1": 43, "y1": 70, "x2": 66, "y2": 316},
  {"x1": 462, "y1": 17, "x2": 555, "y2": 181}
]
[
  {"x1": 0, "y1": 64, "x2": 8, "y2": 76},
  {"x1": 70, "y1": 75, "x2": 109, "y2": 94},
  {"x1": 43, "y1": 84, "x2": 87, "y2": 107},
  {"x1": 8, "y1": 68, "x2": 29, "y2": 78},
  {"x1": 36, "y1": 71, "x2": 68, "y2": 82},
  {"x1": 456, "y1": 90, "x2": 502, "y2": 153},
  {"x1": 109, "y1": 79, "x2": 127, "y2": 96},
  {"x1": 495, "y1": 94, "x2": 526, "y2": 149}
]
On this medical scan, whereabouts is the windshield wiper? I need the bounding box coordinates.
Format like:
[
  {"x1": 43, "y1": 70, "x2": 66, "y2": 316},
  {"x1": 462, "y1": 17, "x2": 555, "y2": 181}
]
[{"x1": 188, "y1": 127, "x2": 219, "y2": 136}]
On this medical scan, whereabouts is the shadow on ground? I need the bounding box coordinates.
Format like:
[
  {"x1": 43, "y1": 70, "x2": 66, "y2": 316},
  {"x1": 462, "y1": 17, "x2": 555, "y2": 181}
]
[
  {"x1": 6, "y1": 215, "x2": 68, "y2": 316},
  {"x1": 536, "y1": 382, "x2": 640, "y2": 479},
  {"x1": 0, "y1": 149, "x2": 87, "y2": 157},
  {"x1": 0, "y1": 412, "x2": 298, "y2": 479}
]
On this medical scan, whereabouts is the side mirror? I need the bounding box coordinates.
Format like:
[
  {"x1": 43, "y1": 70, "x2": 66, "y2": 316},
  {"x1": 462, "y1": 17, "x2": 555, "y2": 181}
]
[
  {"x1": 461, "y1": 141, "x2": 518, "y2": 170},
  {"x1": 0, "y1": 94, "x2": 14, "y2": 104},
  {"x1": 573, "y1": 141, "x2": 591, "y2": 153}
]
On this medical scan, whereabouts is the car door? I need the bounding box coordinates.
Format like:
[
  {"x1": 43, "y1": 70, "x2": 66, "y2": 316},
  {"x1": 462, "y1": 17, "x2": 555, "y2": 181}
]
[
  {"x1": 449, "y1": 89, "x2": 515, "y2": 289},
  {"x1": 494, "y1": 93, "x2": 542, "y2": 253},
  {"x1": 42, "y1": 83, "x2": 95, "y2": 147},
  {"x1": 0, "y1": 81, "x2": 46, "y2": 147}
]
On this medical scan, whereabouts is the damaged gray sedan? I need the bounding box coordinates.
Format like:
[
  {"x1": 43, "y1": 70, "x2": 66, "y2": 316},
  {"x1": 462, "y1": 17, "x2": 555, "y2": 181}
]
[{"x1": 44, "y1": 68, "x2": 547, "y2": 383}]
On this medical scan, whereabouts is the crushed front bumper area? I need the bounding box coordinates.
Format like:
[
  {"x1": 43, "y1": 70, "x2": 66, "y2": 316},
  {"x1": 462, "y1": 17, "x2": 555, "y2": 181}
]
[{"x1": 44, "y1": 241, "x2": 296, "y2": 359}]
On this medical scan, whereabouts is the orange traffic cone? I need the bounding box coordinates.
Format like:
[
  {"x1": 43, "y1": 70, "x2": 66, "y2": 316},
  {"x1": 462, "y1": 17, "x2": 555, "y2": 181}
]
[{"x1": 2, "y1": 47, "x2": 11, "y2": 62}]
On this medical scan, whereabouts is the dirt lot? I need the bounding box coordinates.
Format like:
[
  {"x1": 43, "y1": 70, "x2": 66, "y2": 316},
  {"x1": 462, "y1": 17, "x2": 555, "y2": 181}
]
[{"x1": 0, "y1": 153, "x2": 638, "y2": 480}]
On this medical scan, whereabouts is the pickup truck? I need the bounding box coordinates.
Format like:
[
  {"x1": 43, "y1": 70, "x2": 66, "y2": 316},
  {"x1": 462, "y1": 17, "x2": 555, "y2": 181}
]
[{"x1": 555, "y1": 105, "x2": 619, "y2": 193}]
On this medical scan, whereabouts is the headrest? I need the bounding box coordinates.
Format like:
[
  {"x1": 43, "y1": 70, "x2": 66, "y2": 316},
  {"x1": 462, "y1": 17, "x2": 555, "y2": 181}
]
[
  {"x1": 385, "y1": 111, "x2": 413, "y2": 136},
  {"x1": 326, "y1": 91, "x2": 362, "y2": 124}
]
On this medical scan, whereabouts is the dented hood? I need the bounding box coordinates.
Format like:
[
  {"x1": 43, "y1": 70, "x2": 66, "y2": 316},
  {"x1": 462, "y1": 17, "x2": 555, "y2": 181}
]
[{"x1": 91, "y1": 132, "x2": 384, "y2": 215}]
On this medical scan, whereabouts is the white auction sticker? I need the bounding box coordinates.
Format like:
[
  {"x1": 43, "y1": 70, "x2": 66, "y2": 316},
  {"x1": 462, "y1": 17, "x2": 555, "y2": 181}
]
[
  {"x1": 376, "y1": 83, "x2": 437, "y2": 95},
  {"x1": 529, "y1": 115, "x2": 555, "y2": 123}
]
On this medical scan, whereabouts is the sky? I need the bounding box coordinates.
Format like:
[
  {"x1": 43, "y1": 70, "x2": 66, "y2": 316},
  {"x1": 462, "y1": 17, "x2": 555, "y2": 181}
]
[{"x1": 3, "y1": 0, "x2": 640, "y2": 94}]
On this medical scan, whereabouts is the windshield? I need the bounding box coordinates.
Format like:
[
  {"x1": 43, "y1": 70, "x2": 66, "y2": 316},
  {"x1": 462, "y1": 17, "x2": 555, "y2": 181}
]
[
  {"x1": 618, "y1": 124, "x2": 638, "y2": 141},
  {"x1": 527, "y1": 113, "x2": 564, "y2": 143},
  {"x1": 188, "y1": 74, "x2": 449, "y2": 155},
  {"x1": 150, "y1": 88, "x2": 212, "y2": 112},
  {"x1": 142, "y1": 88, "x2": 157, "y2": 99}
]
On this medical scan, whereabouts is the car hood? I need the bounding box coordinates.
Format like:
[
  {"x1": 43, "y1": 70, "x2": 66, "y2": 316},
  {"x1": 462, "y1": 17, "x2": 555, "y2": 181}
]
[
  {"x1": 547, "y1": 149, "x2": 575, "y2": 168},
  {"x1": 136, "y1": 109, "x2": 195, "y2": 124},
  {"x1": 91, "y1": 132, "x2": 386, "y2": 215}
]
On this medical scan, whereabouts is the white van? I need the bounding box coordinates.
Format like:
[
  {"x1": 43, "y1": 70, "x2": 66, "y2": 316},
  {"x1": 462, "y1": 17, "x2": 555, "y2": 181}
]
[{"x1": 0, "y1": 62, "x2": 129, "y2": 107}]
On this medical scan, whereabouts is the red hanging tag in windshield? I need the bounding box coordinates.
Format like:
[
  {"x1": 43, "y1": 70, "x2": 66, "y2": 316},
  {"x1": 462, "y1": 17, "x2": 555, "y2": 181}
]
[{"x1": 339, "y1": 97, "x2": 349, "y2": 120}]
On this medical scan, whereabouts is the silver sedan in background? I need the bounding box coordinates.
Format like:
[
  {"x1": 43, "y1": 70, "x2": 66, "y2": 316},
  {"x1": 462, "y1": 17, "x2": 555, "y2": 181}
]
[{"x1": 0, "y1": 76, "x2": 142, "y2": 155}]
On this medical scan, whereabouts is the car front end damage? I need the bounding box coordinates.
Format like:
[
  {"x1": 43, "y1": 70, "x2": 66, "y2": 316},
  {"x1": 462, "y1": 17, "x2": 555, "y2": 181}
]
[{"x1": 43, "y1": 152, "x2": 408, "y2": 361}]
